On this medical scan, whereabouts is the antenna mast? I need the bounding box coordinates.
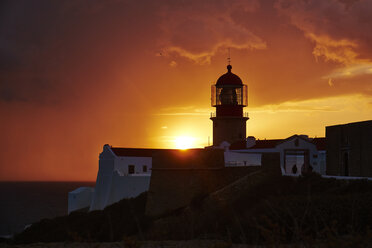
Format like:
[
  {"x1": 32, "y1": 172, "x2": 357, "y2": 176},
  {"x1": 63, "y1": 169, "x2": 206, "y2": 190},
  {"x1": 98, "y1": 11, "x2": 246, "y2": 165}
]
[{"x1": 227, "y1": 47, "x2": 231, "y2": 65}]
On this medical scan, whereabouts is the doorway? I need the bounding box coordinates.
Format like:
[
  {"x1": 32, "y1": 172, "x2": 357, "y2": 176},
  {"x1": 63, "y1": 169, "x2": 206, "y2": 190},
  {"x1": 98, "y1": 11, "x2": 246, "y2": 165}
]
[{"x1": 284, "y1": 150, "x2": 310, "y2": 175}]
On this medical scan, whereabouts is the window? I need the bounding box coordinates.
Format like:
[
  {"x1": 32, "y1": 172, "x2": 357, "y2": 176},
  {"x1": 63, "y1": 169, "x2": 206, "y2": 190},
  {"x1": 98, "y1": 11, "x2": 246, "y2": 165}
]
[
  {"x1": 128, "y1": 165, "x2": 135, "y2": 174},
  {"x1": 143, "y1": 165, "x2": 147, "y2": 173}
]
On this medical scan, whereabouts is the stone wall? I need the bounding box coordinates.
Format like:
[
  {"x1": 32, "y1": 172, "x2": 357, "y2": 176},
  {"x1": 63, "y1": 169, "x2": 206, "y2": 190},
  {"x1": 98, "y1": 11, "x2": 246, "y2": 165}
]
[
  {"x1": 326, "y1": 120, "x2": 372, "y2": 177},
  {"x1": 145, "y1": 149, "x2": 280, "y2": 217}
]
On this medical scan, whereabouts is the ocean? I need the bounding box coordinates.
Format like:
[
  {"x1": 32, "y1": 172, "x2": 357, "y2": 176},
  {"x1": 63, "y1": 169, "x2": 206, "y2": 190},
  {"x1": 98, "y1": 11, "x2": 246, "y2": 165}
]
[{"x1": 0, "y1": 181, "x2": 95, "y2": 238}]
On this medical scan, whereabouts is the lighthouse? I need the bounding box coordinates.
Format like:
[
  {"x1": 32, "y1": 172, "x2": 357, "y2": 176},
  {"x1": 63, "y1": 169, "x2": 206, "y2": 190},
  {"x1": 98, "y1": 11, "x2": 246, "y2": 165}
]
[{"x1": 211, "y1": 64, "x2": 249, "y2": 146}]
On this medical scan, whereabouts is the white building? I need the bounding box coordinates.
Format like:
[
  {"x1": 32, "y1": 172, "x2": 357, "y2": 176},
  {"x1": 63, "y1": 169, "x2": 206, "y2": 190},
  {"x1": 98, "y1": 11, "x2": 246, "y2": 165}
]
[
  {"x1": 68, "y1": 145, "x2": 155, "y2": 214},
  {"x1": 225, "y1": 135, "x2": 326, "y2": 176},
  {"x1": 69, "y1": 135, "x2": 326, "y2": 214}
]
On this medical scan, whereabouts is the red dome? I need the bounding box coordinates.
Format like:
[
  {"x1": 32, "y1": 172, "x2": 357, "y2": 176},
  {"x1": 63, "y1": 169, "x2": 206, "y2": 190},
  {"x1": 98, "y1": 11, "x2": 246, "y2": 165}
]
[{"x1": 216, "y1": 65, "x2": 243, "y2": 85}]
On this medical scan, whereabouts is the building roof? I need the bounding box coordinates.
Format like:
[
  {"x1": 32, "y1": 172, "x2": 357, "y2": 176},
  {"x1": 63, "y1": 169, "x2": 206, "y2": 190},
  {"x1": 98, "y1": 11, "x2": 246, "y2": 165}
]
[
  {"x1": 230, "y1": 139, "x2": 283, "y2": 150},
  {"x1": 312, "y1": 137, "x2": 326, "y2": 150},
  {"x1": 326, "y1": 120, "x2": 372, "y2": 128},
  {"x1": 230, "y1": 137, "x2": 326, "y2": 150},
  {"x1": 252, "y1": 139, "x2": 283, "y2": 149},
  {"x1": 216, "y1": 65, "x2": 243, "y2": 86},
  {"x1": 152, "y1": 148, "x2": 224, "y2": 170},
  {"x1": 110, "y1": 147, "x2": 171, "y2": 157},
  {"x1": 228, "y1": 140, "x2": 246, "y2": 150},
  {"x1": 276, "y1": 135, "x2": 326, "y2": 151}
]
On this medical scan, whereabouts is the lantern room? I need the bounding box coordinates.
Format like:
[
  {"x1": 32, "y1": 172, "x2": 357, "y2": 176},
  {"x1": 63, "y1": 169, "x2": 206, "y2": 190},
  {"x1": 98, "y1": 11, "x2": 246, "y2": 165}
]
[{"x1": 211, "y1": 65, "x2": 248, "y2": 117}]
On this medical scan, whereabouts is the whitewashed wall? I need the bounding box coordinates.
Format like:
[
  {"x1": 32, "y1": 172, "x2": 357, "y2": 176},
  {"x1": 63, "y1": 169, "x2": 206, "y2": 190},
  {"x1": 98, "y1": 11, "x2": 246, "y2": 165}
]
[
  {"x1": 90, "y1": 146, "x2": 116, "y2": 211},
  {"x1": 318, "y1": 151, "x2": 326, "y2": 175},
  {"x1": 114, "y1": 156, "x2": 152, "y2": 176},
  {"x1": 104, "y1": 173, "x2": 151, "y2": 207},
  {"x1": 230, "y1": 136, "x2": 326, "y2": 176},
  {"x1": 276, "y1": 137, "x2": 318, "y2": 175},
  {"x1": 89, "y1": 145, "x2": 152, "y2": 211},
  {"x1": 224, "y1": 151, "x2": 262, "y2": 166},
  {"x1": 68, "y1": 187, "x2": 94, "y2": 214}
]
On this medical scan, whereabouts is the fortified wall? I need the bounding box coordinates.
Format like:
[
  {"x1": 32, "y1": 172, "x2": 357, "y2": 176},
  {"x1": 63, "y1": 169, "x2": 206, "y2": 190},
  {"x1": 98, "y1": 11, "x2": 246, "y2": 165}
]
[
  {"x1": 326, "y1": 120, "x2": 372, "y2": 177},
  {"x1": 145, "y1": 149, "x2": 281, "y2": 217}
]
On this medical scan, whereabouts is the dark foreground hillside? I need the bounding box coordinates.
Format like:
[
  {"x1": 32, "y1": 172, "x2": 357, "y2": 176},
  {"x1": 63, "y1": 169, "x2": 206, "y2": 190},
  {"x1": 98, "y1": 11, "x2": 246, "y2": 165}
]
[
  {"x1": 13, "y1": 193, "x2": 150, "y2": 243},
  {"x1": 11, "y1": 173, "x2": 372, "y2": 246}
]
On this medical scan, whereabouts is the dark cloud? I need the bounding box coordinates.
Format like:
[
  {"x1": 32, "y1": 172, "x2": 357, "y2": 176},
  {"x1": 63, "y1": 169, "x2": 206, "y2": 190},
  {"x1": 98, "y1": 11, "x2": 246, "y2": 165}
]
[
  {"x1": 0, "y1": 48, "x2": 20, "y2": 72},
  {"x1": 276, "y1": 0, "x2": 372, "y2": 62},
  {"x1": 0, "y1": 0, "x2": 163, "y2": 105},
  {"x1": 158, "y1": 0, "x2": 265, "y2": 64}
]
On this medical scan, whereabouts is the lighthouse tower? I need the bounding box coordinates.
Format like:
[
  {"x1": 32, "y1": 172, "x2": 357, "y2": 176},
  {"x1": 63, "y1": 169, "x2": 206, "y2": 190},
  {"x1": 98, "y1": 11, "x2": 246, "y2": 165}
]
[{"x1": 211, "y1": 65, "x2": 248, "y2": 146}]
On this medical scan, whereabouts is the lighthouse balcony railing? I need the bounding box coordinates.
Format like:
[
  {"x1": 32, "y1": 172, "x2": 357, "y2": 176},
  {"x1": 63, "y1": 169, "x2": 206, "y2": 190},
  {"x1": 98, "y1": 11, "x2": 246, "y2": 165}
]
[{"x1": 210, "y1": 112, "x2": 249, "y2": 118}]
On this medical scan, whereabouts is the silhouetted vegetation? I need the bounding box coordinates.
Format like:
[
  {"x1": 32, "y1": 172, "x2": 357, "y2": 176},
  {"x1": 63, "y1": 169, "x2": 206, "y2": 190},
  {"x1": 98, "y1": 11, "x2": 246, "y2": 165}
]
[
  {"x1": 13, "y1": 174, "x2": 372, "y2": 245},
  {"x1": 145, "y1": 173, "x2": 372, "y2": 245},
  {"x1": 13, "y1": 192, "x2": 150, "y2": 243}
]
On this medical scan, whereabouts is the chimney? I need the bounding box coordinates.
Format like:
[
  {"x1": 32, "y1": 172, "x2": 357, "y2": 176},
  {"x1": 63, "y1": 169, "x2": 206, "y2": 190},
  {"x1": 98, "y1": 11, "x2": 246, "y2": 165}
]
[{"x1": 246, "y1": 136, "x2": 256, "y2": 148}]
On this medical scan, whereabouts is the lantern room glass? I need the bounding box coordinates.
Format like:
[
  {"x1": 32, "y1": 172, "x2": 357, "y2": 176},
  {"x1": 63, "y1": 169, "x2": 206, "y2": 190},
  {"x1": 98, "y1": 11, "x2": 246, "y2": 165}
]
[{"x1": 211, "y1": 84, "x2": 247, "y2": 107}]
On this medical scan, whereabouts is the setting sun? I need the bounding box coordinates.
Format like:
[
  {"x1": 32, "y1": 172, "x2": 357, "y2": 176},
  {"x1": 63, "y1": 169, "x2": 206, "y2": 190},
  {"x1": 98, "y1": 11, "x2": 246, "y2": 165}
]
[
  {"x1": 1, "y1": 0, "x2": 372, "y2": 183},
  {"x1": 174, "y1": 136, "x2": 196, "y2": 150}
]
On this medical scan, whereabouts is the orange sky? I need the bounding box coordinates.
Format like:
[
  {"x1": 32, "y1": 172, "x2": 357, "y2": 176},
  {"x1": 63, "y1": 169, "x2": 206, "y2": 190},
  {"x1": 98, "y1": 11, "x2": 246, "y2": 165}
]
[{"x1": 1, "y1": 0, "x2": 372, "y2": 181}]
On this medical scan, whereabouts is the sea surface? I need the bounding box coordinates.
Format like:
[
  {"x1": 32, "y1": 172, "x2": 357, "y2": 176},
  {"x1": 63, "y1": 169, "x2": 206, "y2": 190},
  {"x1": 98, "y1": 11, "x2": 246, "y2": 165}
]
[{"x1": 0, "y1": 181, "x2": 95, "y2": 237}]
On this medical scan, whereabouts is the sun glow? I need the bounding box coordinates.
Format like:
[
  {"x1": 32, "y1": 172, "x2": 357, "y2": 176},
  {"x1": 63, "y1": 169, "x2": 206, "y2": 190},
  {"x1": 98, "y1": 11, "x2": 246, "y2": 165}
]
[{"x1": 174, "y1": 136, "x2": 196, "y2": 149}]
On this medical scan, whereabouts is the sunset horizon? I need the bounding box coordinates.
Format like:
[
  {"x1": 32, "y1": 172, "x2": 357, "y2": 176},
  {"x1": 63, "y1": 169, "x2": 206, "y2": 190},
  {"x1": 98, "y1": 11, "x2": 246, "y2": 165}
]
[{"x1": 1, "y1": 0, "x2": 372, "y2": 181}]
